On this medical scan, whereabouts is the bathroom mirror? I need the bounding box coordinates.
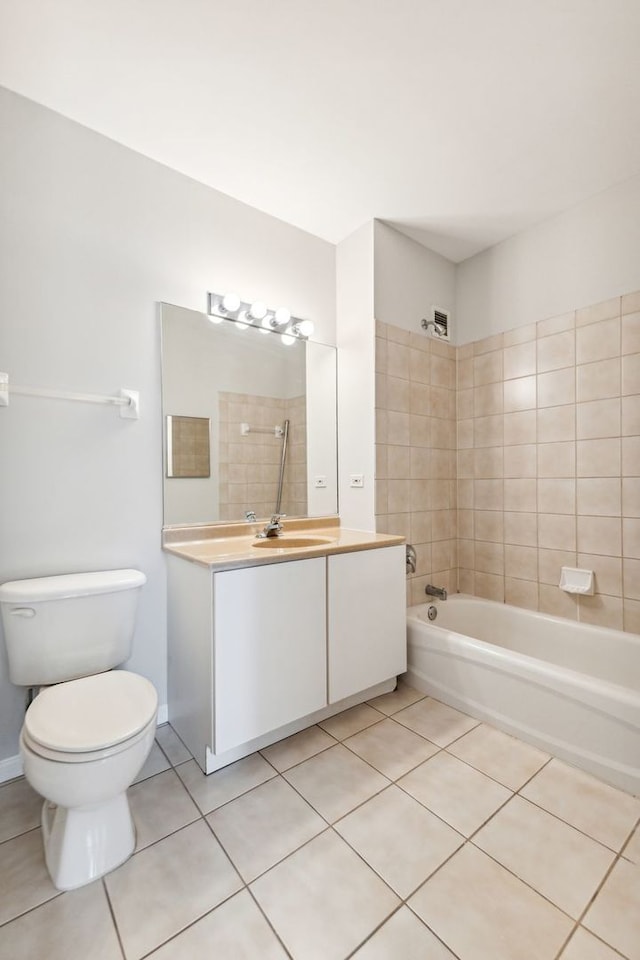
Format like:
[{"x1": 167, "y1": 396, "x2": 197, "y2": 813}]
[{"x1": 160, "y1": 302, "x2": 338, "y2": 525}]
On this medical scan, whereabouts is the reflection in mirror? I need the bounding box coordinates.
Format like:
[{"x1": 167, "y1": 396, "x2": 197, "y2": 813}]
[
  {"x1": 166, "y1": 415, "x2": 211, "y2": 478},
  {"x1": 160, "y1": 303, "x2": 338, "y2": 526}
]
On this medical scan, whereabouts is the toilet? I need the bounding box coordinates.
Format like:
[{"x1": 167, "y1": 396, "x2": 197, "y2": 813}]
[{"x1": 0, "y1": 569, "x2": 157, "y2": 891}]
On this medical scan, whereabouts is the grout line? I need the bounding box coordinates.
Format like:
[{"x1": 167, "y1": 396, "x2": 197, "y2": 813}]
[{"x1": 102, "y1": 877, "x2": 127, "y2": 960}]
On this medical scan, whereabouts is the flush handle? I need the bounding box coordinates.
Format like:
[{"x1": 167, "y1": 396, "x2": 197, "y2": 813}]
[{"x1": 9, "y1": 607, "x2": 36, "y2": 618}]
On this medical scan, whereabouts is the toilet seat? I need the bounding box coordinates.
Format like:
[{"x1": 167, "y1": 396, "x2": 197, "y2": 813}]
[{"x1": 24, "y1": 670, "x2": 158, "y2": 762}]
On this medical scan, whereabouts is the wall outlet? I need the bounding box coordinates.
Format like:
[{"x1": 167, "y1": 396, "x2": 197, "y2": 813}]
[
  {"x1": 314, "y1": 476, "x2": 327, "y2": 488},
  {"x1": 349, "y1": 474, "x2": 364, "y2": 488}
]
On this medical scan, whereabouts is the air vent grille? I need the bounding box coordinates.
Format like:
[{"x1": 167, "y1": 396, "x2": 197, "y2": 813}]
[{"x1": 432, "y1": 307, "x2": 450, "y2": 340}]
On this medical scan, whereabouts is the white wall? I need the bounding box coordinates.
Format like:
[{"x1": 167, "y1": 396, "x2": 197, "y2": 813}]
[
  {"x1": 336, "y1": 223, "x2": 376, "y2": 530},
  {"x1": 373, "y1": 221, "x2": 456, "y2": 339},
  {"x1": 457, "y1": 172, "x2": 640, "y2": 341},
  {"x1": 0, "y1": 87, "x2": 335, "y2": 771}
]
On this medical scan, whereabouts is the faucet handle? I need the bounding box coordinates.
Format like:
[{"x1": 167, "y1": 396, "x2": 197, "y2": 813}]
[{"x1": 245, "y1": 511, "x2": 257, "y2": 522}]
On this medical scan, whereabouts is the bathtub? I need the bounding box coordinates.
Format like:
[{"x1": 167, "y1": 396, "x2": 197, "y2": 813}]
[{"x1": 406, "y1": 595, "x2": 640, "y2": 795}]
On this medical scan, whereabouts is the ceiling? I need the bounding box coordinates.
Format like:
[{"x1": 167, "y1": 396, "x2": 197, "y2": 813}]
[{"x1": 1, "y1": 0, "x2": 640, "y2": 262}]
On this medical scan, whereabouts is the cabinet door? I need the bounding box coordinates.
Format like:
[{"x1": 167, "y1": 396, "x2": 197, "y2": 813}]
[
  {"x1": 214, "y1": 557, "x2": 327, "y2": 754},
  {"x1": 328, "y1": 545, "x2": 406, "y2": 703}
]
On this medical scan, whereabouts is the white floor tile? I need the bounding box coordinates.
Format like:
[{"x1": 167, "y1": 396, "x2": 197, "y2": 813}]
[
  {"x1": 283, "y1": 743, "x2": 389, "y2": 822},
  {"x1": 394, "y1": 698, "x2": 479, "y2": 746},
  {"x1": 343, "y1": 717, "x2": 438, "y2": 780},
  {"x1": 176, "y1": 754, "x2": 276, "y2": 814},
  {"x1": 559, "y1": 926, "x2": 624, "y2": 960},
  {"x1": 128, "y1": 768, "x2": 199, "y2": 851},
  {"x1": 584, "y1": 857, "x2": 640, "y2": 960},
  {"x1": 251, "y1": 829, "x2": 399, "y2": 960},
  {"x1": 318, "y1": 703, "x2": 384, "y2": 740},
  {"x1": 447, "y1": 723, "x2": 549, "y2": 790},
  {"x1": 260, "y1": 724, "x2": 336, "y2": 772},
  {"x1": 351, "y1": 906, "x2": 456, "y2": 959}
]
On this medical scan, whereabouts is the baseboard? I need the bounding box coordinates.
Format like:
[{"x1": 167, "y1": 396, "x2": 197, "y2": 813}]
[
  {"x1": 0, "y1": 754, "x2": 23, "y2": 784},
  {"x1": 0, "y1": 703, "x2": 169, "y2": 784}
]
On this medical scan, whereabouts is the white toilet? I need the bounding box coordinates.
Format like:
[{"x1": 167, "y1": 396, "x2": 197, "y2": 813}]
[{"x1": 0, "y1": 569, "x2": 157, "y2": 891}]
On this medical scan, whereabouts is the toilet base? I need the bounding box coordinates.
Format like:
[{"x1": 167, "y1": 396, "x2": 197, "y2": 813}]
[{"x1": 41, "y1": 792, "x2": 136, "y2": 890}]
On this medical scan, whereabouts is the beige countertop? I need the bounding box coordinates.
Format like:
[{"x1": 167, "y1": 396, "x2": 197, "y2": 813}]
[{"x1": 162, "y1": 516, "x2": 405, "y2": 571}]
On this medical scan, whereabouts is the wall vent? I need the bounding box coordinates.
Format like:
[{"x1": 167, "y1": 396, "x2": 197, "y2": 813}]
[{"x1": 421, "y1": 306, "x2": 451, "y2": 341}]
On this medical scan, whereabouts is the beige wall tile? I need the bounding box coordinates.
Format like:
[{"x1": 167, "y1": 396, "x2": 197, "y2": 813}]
[
  {"x1": 537, "y1": 331, "x2": 575, "y2": 373},
  {"x1": 457, "y1": 356, "x2": 474, "y2": 389},
  {"x1": 577, "y1": 438, "x2": 621, "y2": 477},
  {"x1": 387, "y1": 324, "x2": 411, "y2": 344},
  {"x1": 538, "y1": 479, "x2": 575, "y2": 515},
  {"x1": 387, "y1": 411, "x2": 411, "y2": 446},
  {"x1": 475, "y1": 383, "x2": 504, "y2": 416},
  {"x1": 538, "y1": 548, "x2": 577, "y2": 585},
  {"x1": 410, "y1": 349, "x2": 431, "y2": 384},
  {"x1": 504, "y1": 410, "x2": 537, "y2": 445},
  {"x1": 504, "y1": 323, "x2": 537, "y2": 346},
  {"x1": 474, "y1": 332, "x2": 504, "y2": 355},
  {"x1": 577, "y1": 478, "x2": 621, "y2": 517},
  {"x1": 622, "y1": 437, "x2": 640, "y2": 476},
  {"x1": 432, "y1": 418, "x2": 456, "y2": 450},
  {"x1": 457, "y1": 509, "x2": 474, "y2": 539},
  {"x1": 430, "y1": 385, "x2": 451, "y2": 419},
  {"x1": 475, "y1": 511, "x2": 504, "y2": 543},
  {"x1": 432, "y1": 509, "x2": 456, "y2": 540},
  {"x1": 504, "y1": 444, "x2": 536, "y2": 478},
  {"x1": 504, "y1": 512, "x2": 538, "y2": 546},
  {"x1": 622, "y1": 291, "x2": 640, "y2": 315},
  {"x1": 457, "y1": 479, "x2": 474, "y2": 509},
  {"x1": 458, "y1": 387, "x2": 474, "y2": 419},
  {"x1": 410, "y1": 382, "x2": 430, "y2": 414},
  {"x1": 505, "y1": 578, "x2": 538, "y2": 610},
  {"x1": 458, "y1": 569, "x2": 474, "y2": 593},
  {"x1": 375, "y1": 373, "x2": 387, "y2": 409},
  {"x1": 576, "y1": 399, "x2": 621, "y2": 440},
  {"x1": 504, "y1": 478, "x2": 537, "y2": 512},
  {"x1": 622, "y1": 313, "x2": 640, "y2": 355},
  {"x1": 577, "y1": 554, "x2": 622, "y2": 597},
  {"x1": 537, "y1": 367, "x2": 575, "y2": 408},
  {"x1": 385, "y1": 513, "x2": 411, "y2": 539},
  {"x1": 410, "y1": 414, "x2": 431, "y2": 448},
  {"x1": 623, "y1": 598, "x2": 640, "y2": 632},
  {"x1": 474, "y1": 414, "x2": 504, "y2": 448},
  {"x1": 474, "y1": 447, "x2": 503, "y2": 479},
  {"x1": 432, "y1": 354, "x2": 455, "y2": 389},
  {"x1": 375, "y1": 480, "x2": 388, "y2": 515},
  {"x1": 410, "y1": 448, "x2": 430, "y2": 480},
  {"x1": 622, "y1": 395, "x2": 640, "y2": 435},
  {"x1": 538, "y1": 514, "x2": 576, "y2": 551},
  {"x1": 375, "y1": 409, "x2": 388, "y2": 444},
  {"x1": 576, "y1": 316, "x2": 621, "y2": 364},
  {"x1": 622, "y1": 352, "x2": 640, "y2": 396},
  {"x1": 504, "y1": 376, "x2": 536, "y2": 412},
  {"x1": 579, "y1": 594, "x2": 623, "y2": 630},
  {"x1": 410, "y1": 511, "x2": 432, "y2": 543},
  {"x1": 575, "y1": 298, "x2": 620, "y2": 329},
  {"x1": 537, "y1": 405, "x2": 575, "y2": 443},
  {"x1": 387, "y1": 341, "x2": 410, "y2": 379},
  {"x1": 577, "y1": 517, "x2": 622, "y2": 556},
  {"x1": 623, "y1": 559, "x2": 640, "y2": 600},
  {"x1": 375, "y1": 339, "x2": 387, "y2": 373},
  {"x1": 503, "y1": 341, "x2": 536, "y2": 380},
  {"x1": 474, "y1": 571, "x2": 505, "y2": 601},
  {"x1": 474, "y1": 479, "x2": 503, "y2": 510},
  {"x1": 388, "y1": 446, "x2": 411, "y2": 479},
  {"x1": 457, "y1": 418, "x2": 473, "y2": 449},
  {"x1": 624, "y1": 518, "x2": 640, "y2": 558},
  {"x1": 375, "y1": 320, "x2": 389, "y2": 339},
  {"x1": 539, "y1": 584, "x2": 579, "y2": 620},
  {"x1": 458, "y1": 539, "x2": 475, "y2": 569},
  {"x1": 375, "y1": 444, "x2": 388, "y2": 479},
  {"x1": 538, "y1": 441, "x2": 576, "y2": 479},
  {"x1": 410, "y1": 479, "x2": 431, "y2": 511},
  {"x1": 474, "y1": 350, "x2": 503, "y2": 385},
  {"x1": 457, "y1": 342, "x2": 474, "y2": 360},
  {"x1": 577, "y1": 358, "x2": 621, "y2": 403},
  {"x1": 387, "y1": 376, "x2": 411, "y2": 412},
  {"x1": 504, "y1": 545, "x2": 538, "y2": 581},
  {"x1": 537, "y1": 312, "x2": 575, "y2": 338},
  {"x1": 457, "y1": 448, "x2": 474, "y2": 478},
  {"x1": 623, "y1": 478, "x2": 640, "y2": 517}
]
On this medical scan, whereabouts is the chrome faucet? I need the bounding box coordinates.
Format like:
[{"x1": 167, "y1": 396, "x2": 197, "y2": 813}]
[
  {"x1": 425, "y1": 584, "x2": 447, "y2": 601},
  {"x1": 257, "y1": 514, "x2": 284, "y2": 539}
]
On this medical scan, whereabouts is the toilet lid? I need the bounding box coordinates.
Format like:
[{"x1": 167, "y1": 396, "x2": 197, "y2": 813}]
[{"x1": 24, "y1": 671, "x2": 158, "y2": 754}]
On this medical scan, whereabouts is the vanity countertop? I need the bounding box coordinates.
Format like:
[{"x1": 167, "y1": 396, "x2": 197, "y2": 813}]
[{"x1": 162, "y1": 516, "x2": 405, "y2": 571}]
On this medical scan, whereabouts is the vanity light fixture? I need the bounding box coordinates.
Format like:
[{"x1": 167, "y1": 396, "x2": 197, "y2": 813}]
[{"x1": 207, "y1": 292, "x2": 313, "y2": 342}]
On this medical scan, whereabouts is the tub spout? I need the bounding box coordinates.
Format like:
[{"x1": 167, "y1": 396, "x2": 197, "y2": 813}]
[{"x1": 425, "y1": 584, "x2": 447, "y2": 601}]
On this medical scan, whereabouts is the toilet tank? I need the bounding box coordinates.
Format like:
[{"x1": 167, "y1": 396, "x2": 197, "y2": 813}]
[{"x1": 0, "y1": 569, "x2": 146, "y2": 686}]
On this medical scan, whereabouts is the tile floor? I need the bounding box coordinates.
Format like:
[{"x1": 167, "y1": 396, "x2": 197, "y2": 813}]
[{"x1": 1, "y1": 684, "x2": 640, "y2": 960}]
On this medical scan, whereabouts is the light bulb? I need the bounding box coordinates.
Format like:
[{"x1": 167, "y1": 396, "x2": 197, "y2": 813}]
[
  {"x1": 295, "y1": 319, "x2": 314, "y2": 337},
  {"x1": 221, "y1": 292, "x2": 241, "y2": 313},
  {"x1": 273, "y1": 307, "x2": 291, "y2": 327},
  {"x1": 281, "y1": 332, "x2": 296, "y2": 346},
  {"x1": 261, "y1": 315, "x2": 274, "y2": 330},
  {"x1": 248, "y1": 300, "x2": 267, "y2": 321}
]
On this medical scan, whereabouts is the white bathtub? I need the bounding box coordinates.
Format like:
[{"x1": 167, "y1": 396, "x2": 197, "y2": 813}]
[{"x1": 406, "y1": 595, "x2": 640, "y2": 795}]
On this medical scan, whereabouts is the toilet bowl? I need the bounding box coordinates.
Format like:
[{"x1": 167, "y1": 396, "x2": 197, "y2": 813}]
[{"x1": 20, "y1": 670, "x2": 158, "y2": 890}]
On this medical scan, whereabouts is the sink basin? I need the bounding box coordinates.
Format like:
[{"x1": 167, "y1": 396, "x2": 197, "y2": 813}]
[{"x1": 252, "y1": 536, "x2": 334, "y2": 549}]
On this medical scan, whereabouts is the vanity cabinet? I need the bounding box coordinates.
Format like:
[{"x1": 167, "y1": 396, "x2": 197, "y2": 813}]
[
  {"x1": 214, "y1": 558, "x2": 326, "y2": 753},
  {"x1": 328, "y1": 545, "x2": 406, "y2": 702},
  {"x1": 166, "y1": 542, "x2": 405, "y2": 774}
]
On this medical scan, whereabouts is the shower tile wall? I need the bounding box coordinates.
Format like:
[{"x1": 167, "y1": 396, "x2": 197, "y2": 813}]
[
  {"x1": 219, "y1": 392, "x2": 307, "y2": 521},
  {"x1": 457, "y1": 291, "x2": 640, "y2": 634},
  {"x1": 374, "y1": 322, "x2": 457, "y2": 604}
]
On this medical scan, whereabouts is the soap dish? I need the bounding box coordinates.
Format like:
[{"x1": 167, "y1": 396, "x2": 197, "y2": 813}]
[{"x1": 559, "y1": 566, "x2": 594, "y2": 595}]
